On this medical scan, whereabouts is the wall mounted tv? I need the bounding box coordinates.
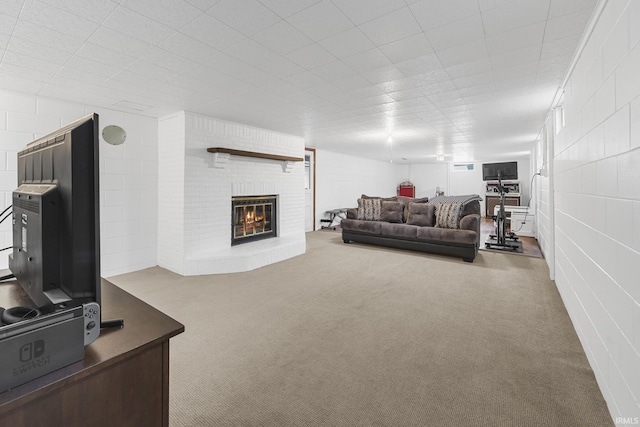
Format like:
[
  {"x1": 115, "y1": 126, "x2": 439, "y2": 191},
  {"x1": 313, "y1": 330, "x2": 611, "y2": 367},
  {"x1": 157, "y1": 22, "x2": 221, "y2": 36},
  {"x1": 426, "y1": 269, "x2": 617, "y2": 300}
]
[
  {"x1": 8, "y1": 113, "x2": 101, "y2": 310},
  {"x1": 482, "y1": 161, "x2": 518, "y2": 181}
]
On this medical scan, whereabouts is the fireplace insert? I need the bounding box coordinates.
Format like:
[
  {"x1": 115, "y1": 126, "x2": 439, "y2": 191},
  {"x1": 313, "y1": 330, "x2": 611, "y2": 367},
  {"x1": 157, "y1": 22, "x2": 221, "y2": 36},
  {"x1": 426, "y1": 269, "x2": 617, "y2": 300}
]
[{"x1": 231, "y1": 195, "x2": 277, "y2": 245}]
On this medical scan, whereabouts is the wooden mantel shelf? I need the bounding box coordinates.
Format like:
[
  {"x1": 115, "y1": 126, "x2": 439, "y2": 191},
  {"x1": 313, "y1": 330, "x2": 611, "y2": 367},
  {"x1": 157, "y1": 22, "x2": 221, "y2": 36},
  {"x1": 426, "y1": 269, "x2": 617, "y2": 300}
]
[{"x1": 207, "y1": 147, "x2": 303, "y2": 162}]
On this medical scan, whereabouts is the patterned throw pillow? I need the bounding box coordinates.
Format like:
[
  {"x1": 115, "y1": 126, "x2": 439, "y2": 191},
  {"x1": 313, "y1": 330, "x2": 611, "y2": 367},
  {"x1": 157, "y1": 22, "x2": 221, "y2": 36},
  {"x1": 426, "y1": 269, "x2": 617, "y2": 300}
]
[
  {"x1": 357, "y1": 198, "x2": 382, "y2": 221},
  {"x1": 435, "y1": 202, "x2": 463, "y2": 229}
]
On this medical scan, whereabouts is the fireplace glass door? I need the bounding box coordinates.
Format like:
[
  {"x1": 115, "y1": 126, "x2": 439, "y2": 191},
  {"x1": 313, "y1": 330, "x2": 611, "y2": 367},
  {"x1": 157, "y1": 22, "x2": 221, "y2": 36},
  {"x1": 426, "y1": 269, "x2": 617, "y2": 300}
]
[{"x1": 231, "y1": 195, "x2": 277, "y2": 245}]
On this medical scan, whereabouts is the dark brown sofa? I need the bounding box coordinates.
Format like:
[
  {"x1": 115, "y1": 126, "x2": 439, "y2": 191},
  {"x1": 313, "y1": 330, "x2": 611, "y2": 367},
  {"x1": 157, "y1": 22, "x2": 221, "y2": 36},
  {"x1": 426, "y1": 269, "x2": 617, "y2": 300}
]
[{"x1": 341, "y1": 195, "x2": 482, "y2": 262}]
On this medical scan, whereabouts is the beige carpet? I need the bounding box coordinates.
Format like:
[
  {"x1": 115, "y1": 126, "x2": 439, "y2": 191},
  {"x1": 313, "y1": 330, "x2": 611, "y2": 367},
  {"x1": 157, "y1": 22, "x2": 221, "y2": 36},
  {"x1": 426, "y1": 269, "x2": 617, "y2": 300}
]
[{"x1": 109, "y1": 232, "x2": 613, "y2": 427}]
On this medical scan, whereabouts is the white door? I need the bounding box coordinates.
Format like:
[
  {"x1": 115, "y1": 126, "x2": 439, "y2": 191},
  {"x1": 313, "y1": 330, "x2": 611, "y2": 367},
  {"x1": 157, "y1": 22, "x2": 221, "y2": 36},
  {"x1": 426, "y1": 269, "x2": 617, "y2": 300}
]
[{"x1": 305, "y1": 149, "x2": 315, "y2": 232}]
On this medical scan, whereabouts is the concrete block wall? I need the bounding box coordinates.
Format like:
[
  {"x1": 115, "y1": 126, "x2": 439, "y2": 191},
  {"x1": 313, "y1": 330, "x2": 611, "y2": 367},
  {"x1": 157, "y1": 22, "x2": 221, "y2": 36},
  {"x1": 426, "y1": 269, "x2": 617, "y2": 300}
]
[
  {"x1": 0, "y1": 89, "x2": 158, "y2": 278},
  {"x1": 315, "y1": 149, "x2": 397, "y2": 229},
  {"x1": 552, "y1": 0, "x2": 640, "y2": 422},
  {"x1": 157, "y1": 112, "x2": 186, "y2": 274}
]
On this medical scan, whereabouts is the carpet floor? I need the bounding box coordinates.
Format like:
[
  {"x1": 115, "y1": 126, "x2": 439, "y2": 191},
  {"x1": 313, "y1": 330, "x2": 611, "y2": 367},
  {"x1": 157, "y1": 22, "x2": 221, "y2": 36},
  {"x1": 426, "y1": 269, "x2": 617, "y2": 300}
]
[{"x1": 109, "y1": 231, "x2": 612, "y2": 427}]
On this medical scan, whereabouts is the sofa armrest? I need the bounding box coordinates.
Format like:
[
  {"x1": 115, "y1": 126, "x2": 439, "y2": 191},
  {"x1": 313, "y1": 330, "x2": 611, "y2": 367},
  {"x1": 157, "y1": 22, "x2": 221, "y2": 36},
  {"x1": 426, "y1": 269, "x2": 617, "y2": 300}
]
[
  {"x1": 347, "y1": 208, "x2": 358, "y2": 219},
  {"x1": 460, "y1": 214, "x2": 481, "y2": 246}
]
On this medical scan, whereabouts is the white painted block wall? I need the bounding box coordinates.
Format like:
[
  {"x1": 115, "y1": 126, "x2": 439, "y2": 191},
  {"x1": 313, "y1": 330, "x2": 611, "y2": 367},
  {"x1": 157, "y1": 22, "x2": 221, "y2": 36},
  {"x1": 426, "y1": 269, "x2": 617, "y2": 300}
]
[
  {"x1": 552, "y1": 1, "x2": 640, "y2": 422},
  {"x1": 0, "y1": 89, "x2": 158, "y2": 278}
]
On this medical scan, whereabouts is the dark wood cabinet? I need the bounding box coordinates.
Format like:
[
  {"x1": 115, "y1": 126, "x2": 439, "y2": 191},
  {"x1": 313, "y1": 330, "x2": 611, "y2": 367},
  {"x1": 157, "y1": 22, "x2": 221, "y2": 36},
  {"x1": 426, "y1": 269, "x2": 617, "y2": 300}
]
[
  {"x1": 0, "y1": 279, "x2": 184, "y2": 427},
  {"x1": 486, "y1": 195, "x2": 520, "y2": 217}
]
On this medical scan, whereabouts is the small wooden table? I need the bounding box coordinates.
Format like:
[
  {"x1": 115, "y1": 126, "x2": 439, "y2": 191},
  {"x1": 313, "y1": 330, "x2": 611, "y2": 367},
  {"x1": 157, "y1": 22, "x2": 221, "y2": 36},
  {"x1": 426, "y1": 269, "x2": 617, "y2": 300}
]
[{"x1": 0, "y1": 278, "x2": 184, "y2": 426}]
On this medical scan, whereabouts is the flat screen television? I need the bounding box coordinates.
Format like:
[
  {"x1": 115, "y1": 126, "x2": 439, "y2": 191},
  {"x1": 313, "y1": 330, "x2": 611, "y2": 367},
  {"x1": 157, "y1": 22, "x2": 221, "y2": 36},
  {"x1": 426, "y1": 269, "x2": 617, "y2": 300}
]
[
  {"x1": 8, "y1": 113, "x2": 101, "y2": 312},
  {"x1": 482, "y1": 161, "x2": 518, "y2": 181}
]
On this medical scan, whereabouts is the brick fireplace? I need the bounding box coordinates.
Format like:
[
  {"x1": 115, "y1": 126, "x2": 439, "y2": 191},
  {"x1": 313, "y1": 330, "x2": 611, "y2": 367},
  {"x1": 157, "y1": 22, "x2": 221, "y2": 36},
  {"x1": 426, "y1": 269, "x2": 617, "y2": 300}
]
[{"x1": 157, "y1": 112, "x2": 306, "y2": 275}]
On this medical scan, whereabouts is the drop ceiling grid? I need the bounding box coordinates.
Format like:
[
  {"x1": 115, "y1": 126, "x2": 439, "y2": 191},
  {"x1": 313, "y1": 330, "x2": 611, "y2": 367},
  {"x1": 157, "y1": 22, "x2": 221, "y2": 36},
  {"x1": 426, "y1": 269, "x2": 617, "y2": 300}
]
[{"x1": 0, "y1": 0, "x2": 599, "y2": 161}]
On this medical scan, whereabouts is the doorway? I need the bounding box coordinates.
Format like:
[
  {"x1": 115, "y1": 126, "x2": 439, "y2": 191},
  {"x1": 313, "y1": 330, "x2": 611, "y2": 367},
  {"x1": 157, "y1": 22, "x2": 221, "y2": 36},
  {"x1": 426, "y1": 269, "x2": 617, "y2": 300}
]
[{"x1": 304, "y1": 148, "x2": 316, "y2": 232}]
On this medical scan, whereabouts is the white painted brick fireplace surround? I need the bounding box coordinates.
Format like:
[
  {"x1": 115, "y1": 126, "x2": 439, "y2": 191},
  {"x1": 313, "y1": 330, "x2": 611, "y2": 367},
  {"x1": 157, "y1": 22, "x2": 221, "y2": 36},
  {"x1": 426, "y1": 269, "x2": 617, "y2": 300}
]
[{"x1": 158, "y1": 111, "x2": 306, "y2": 275}]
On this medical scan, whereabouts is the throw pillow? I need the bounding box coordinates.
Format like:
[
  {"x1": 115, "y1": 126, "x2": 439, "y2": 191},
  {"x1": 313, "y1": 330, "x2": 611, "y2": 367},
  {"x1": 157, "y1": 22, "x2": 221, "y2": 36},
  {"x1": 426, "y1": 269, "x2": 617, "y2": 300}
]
[
  {"x1": 435, "y1": 202, "x2": 463, "y2": 229},
  {"x1": 406, "y1": 203, "x2": 435, "y2": 227},
  {"x1": 396, "y1": 196, "x2": 429, "y2": 222},
  {"x1": 380, "y1": 201, "x2": 404, "y2": 223},
  {"x1": 357, "y1": 198, "x2": 382, "y2": 221}
]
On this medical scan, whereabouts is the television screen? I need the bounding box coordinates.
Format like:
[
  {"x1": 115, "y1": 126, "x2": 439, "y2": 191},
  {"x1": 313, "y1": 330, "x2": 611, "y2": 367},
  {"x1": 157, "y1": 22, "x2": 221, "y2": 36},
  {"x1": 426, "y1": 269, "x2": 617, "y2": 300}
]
[
  {"x1": 482, "y1": 161, "x2": 518, "y2": 181},
  {"x1": 9, "y1": 114, "x2": 101, "y2": 310}
]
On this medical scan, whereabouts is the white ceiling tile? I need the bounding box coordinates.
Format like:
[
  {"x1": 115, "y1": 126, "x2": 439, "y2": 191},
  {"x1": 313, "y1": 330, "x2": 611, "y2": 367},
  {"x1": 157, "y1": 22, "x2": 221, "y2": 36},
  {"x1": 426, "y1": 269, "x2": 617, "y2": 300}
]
[
  {"x1": 139, "y1": 48, "x2": 200, "y2": 74},
  {"x1": 541, "y1": 34, "x2": 582, "y2": 59},
  {"x1": 36, "y1": 0, "x2": 119, "y2": 25},
  {"x1": 1, "y1": 0, "x2": 26, "y2": 17},
  {"x1": 102, "y1": 6, "x2": 175, "y2": 45},
  {"x1": 75, "y1": 42, "x2": 138, "y2": 69},
  {"x1": 379, "y1": 33, "x2": 434, "y2": 64},
  {"x1": 5, "y1": 35, "x2": 71, "y2": 66},
  {"x1": 158, "y1": 32, "x2": 217, "y2": 65},
  {"x1": 311, "y1": 60, "x2": 356, "y2": 82},
  {"x1": 121, "y1": 0, "x2": 203, "y2": 29},
  {"x1": 545, "y1": 8, "x2": 594, "y2": 41},
  {"x1": 260, "y1": 56, "x2": 306, "y2": 78},
  {"x1": 490, "y1": 45, "x2": 541, "y2": 69},
  {"x1": 288, "y1": 71, "x2": 326, "y2": 89},
  {"x1": 257, "y1": 0, "x2": 321, "y2": 18},
  {"x1": 410, "y1": 0, "x2": 480, "y2": 31},
  {"x1": 359, "y1": 65, "x2": 405, "y2": 85},
  {"x1": 376, "y1": 78, "x2": 418, "y2": 94},
  {"x1": 342, "y1": 48, "x2": 392, "y2": 72},
  {"x1": 125, "y1": 61, "x2": 177, "y2": 81},
  {"x1": 20, "y1": 0, "x2": 100, "y2": 39},
  {"x1": 10, "y1": 20, "x2": 84, "y2": 54},
  {"x1": 0, "y1": 61, "x2": 54, "y2": 85},
  {"x1": 358, "y1": 7, "x2": 422, "y2": 46},
  {"x1": 318, "y1": 28, "x2": 375, "y2": 59},
  {"x1": 286, "y1": 43, "x2": 336, "y2": 69},
  {"x1": 207, "y1": 0, "x2": 281, "y2": 37},
  {"x1": 62, "y1": 55, "x2": 122, "y2": 79},
  {"x1": 425, "y1": 14, "x2": 485, "y2": 51},
  {"x1": 446, "y1": 57, "x2": 493, "y2": 80},
  {"x1": 184, "y1": 0, "x2": 222, "y2": 12},
  {"x1": 492, "y1": 61, "x2": 537, "y2": 81},
  {"x1": 331, "y1": 0, "x2": 406, "y2": 25},
  {"x1": 180, "y1": 13, "x2": 246, "y2": 51},
  {"x1": 485, "y1": 21, "x2": 545, "y2": 56},
  {"x1": 478, "y1": 0, "x2": 518, "y2": 12},
  {"x1": 287, "y1": 0, "x2": 353, "y2": 42},
  {"x1": 252, "y1": 21, "x2": 313, "y2": 55},
  {"x1": 482, "y1": 0, "x2": 551, "y2": 36},
  {"x1": 332, "y1": 72, "x2": 372, "y2": 90},
  {"x1": 437, "y1": 39, "x2": 489, "y2": 68},
  {"x1": 453, "y1": 70, "x2": 494, "y2": 89},
  {"x1": 548, "y1": 0, "x2": 598, "y2": 18},
  {"x1": 89, "y1": 26, "x2": 155, "y2": 58},
  {"x1": 396, "y1": 53, "x2": 443, "y2": 78}
]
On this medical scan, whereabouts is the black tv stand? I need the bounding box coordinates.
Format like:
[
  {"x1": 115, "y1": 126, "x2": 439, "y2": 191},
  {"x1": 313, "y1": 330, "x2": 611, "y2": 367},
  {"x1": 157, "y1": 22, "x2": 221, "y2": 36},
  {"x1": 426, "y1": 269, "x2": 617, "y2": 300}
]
[{"x1": 485, "y1": 173, "x2": 523, "y2": 253}]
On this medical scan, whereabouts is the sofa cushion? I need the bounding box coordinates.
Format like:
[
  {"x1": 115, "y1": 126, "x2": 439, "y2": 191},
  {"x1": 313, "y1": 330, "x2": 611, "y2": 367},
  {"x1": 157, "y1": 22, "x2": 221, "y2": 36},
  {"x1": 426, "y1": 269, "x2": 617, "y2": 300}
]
[
  {"x1": 380, "y1": 223, "x2": 419, "y2": 239},
  {"x1": 396, "y1": 196, "x2": 429, "y2": 222},
  {"x1": 435, "y1": 202, "x2": 463, "y2": 229},
  {"x1": 406, "y1": 203, "x2": 435, "y2": 227},
  {"x1": 357, "y1": 198, "x2": 381, "y2": 220},
  {"x1": 340, "y1": 219, "x2": 382, "y2": 234},
  {"x1": 380, "y1": 201, "x2": 404, "y2": 223},
  {"x1": 416, "y1": 227, "x2": 478, "y2": 245}
]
